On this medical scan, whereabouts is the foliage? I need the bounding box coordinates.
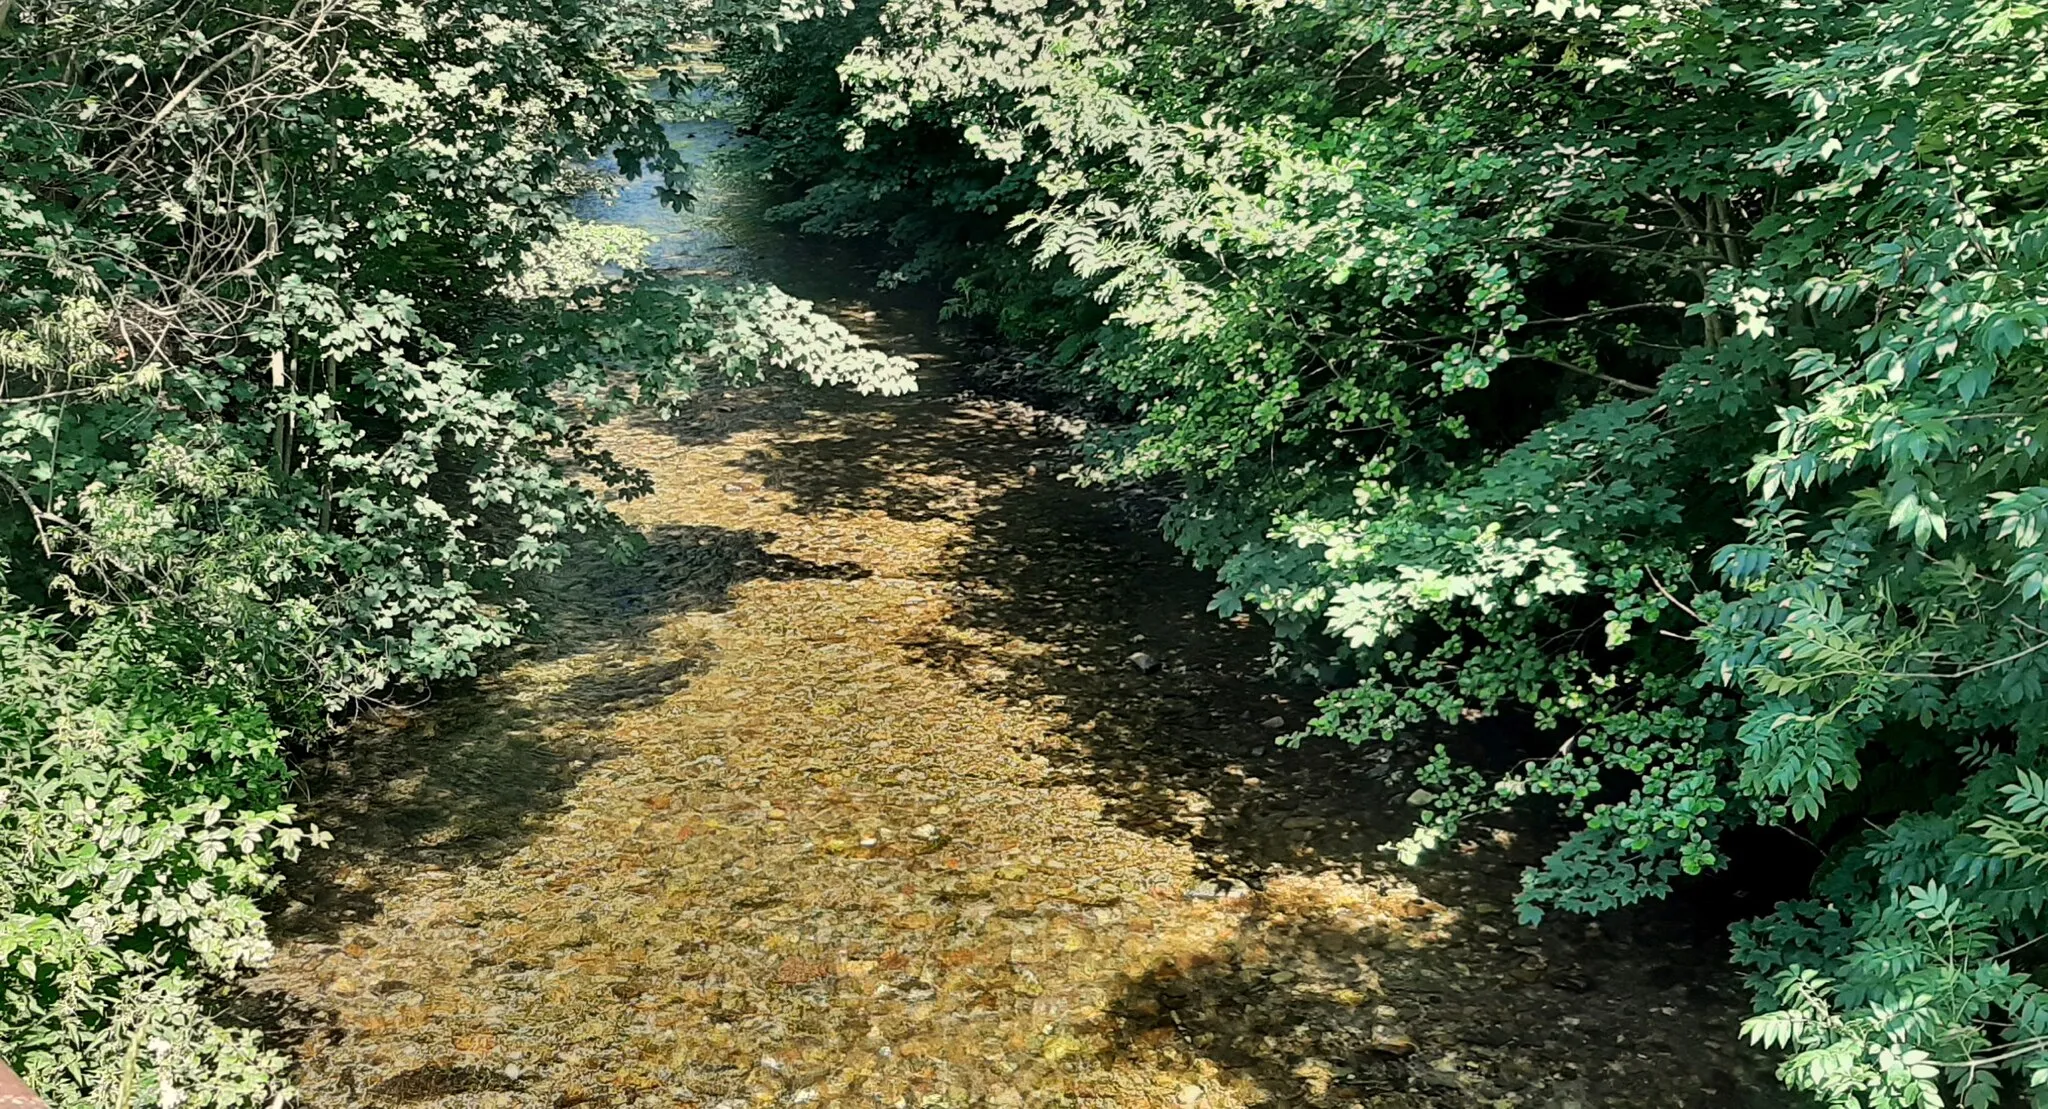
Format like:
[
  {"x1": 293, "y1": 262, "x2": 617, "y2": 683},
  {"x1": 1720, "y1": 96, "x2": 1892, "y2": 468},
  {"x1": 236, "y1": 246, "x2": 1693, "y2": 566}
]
[
  {"x1": 0, "y1": 0, "x2": 910, "y2": 1102},
  {"x1": 0, "y1": 589, "x2": 314, "y2": 1109},
  {"x1": 731, "y1": 0, "x2": 2048, "y2": 1100}
]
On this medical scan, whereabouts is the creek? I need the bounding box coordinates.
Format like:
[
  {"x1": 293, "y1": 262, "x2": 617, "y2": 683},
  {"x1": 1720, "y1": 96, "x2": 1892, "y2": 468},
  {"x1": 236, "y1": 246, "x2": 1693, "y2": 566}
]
[{"x1": 243, "y1": 102, "x2": 1783, "y2": 1109}]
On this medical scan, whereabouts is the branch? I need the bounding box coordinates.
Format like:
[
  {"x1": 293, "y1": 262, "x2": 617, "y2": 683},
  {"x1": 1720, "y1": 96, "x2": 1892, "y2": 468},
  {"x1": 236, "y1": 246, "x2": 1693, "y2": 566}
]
[
  {"x1": 1525, "y1": 302, "x2": 1685, "y2": 327},
  {"x1": 1646, "y1": 567, "x2": 1705, "y2": 623},
  {"x1": 0, "y1": 468, "x2": 55, "y2": 556},
  {"x1": 1518, "y1": 355, "x2": 1659, "y2": 396},
  {"x1": 1894, "y1": 619, "x2": 2048, "y2": 681},
  {"x1": 139, "y1": 37, "x2": 261, "y2": 136},
  {"x1": 0, "y1": 384, "x2": 107, "y2": 405},
  {"x1": 1940, "y1": 1036, "x2": 2048, "y2": 1070}
]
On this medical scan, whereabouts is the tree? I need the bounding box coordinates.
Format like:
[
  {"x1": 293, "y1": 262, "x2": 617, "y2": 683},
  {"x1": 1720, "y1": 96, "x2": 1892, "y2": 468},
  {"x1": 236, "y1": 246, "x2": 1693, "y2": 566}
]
[
  {"x1": 0, "y1": 0, "x2": 910, "y2": 1102},
  {"x1": 733, "y1": 0, "x2": 2048, "y2": 1098}
]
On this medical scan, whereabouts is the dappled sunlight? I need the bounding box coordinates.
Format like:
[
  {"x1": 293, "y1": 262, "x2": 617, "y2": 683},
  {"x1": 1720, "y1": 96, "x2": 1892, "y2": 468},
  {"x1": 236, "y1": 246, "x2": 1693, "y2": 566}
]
[
  {"x1": 253, "y1": 366, "x2": 1771, "y2": 1109},
  {"x1": 246, "y1": 119, "x2": 1776, "y2": 1109}
]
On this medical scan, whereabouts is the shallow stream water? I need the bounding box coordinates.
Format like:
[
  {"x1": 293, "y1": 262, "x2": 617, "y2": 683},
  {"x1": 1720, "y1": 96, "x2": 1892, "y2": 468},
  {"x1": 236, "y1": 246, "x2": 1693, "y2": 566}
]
[{"x1": 245, "y1": 108, "x2": 1786, "y2": 1109}]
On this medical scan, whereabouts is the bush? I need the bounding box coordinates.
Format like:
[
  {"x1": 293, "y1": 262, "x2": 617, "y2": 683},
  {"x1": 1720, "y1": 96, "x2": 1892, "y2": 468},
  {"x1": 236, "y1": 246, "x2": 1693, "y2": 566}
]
[
  {"x1": 0, "y1": 595, "x2": 313, "y2": 1109},
  {"x1": 732, "y1": 0, "x2": 2048, "y2": 1100},
  {"x1": 0, "y1": 0, "x2": 913, "y2": 1102}
]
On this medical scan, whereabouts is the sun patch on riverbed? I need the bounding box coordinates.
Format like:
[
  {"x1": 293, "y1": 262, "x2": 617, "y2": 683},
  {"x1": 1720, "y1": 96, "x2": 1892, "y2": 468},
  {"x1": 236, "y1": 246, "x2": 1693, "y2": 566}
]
[{"x1": 248, "y1": 378, "x2": 1473, "y2": 1109}]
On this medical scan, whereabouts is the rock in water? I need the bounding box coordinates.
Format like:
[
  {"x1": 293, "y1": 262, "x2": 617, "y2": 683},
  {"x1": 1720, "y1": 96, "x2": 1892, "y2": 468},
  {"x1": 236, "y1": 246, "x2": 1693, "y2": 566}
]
[{"x1": 1370, "y1": 1025, "x2": 1419, "y2": 1056}]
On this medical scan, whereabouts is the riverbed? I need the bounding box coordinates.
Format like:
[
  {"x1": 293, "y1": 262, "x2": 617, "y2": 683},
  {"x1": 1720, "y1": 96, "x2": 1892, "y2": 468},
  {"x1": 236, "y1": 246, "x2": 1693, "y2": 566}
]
[{"x1": 244, "y1": 110, "x2": 1781, "y2": 1109}]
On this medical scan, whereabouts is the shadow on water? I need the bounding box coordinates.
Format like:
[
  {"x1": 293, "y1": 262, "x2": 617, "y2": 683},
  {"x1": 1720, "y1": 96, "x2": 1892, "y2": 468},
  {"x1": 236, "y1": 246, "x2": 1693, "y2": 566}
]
[
  {"x1": 684, "y1": 225, "x2": 1787, "y2": 1105},
  {"x1": 253, "y1": 104, "x2": 1786, "y2": 1105},
  {"x1": 368, "y1": 1065, "x2": 526, "y2": 1103},
  {"x1": 266, "y1": 523, "x2": 868, "y2": 946},
  {"x1": 269, "y1": 109, "x2": 852, "y2": 941},
  {"x1": 1107, "y1": 914, "x2": 1436, "y2": 1104}
]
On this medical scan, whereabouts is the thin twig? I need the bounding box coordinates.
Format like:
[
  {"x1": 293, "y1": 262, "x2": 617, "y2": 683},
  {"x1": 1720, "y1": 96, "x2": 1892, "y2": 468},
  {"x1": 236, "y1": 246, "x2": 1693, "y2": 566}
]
[
  {"x1": 1519, "y1": 354, "x2": 1658, "y2": 396},
  {"x1": 1646, "y1": 567, "x2": 1705, "y2": 623},
  {"x1": 0, "y1": 468, "x2": 55, "y2": 556}
]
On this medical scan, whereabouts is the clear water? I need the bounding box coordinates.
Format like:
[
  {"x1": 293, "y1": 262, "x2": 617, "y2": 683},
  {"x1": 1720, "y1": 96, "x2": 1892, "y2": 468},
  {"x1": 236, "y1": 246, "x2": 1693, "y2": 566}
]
[
  {"x1": 249, "y1": 79, "x2": 1784, "y2": 1109},
  {"x1": 571, "y1": 114, "x2": 754, "y2": 275}
]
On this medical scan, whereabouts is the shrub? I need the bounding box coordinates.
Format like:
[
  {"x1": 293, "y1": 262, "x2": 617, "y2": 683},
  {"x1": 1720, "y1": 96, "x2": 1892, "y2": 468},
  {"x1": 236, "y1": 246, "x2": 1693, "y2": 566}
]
[
  {"x1": 0, "y1": 0, "x2": 913, "y2": 1102},
  {"x1": 732, "y1": 0, "x2": 2048, "y2": 1099},
  {"x1": 0, "y1": 591, "x2": 313, "y2": 1109}
]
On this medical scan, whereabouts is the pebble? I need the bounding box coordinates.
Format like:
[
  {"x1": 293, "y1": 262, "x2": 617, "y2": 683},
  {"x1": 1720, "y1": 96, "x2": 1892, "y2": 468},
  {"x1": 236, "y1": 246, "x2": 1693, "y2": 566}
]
[
  {"x1": 1127, "y1": 651, "x2": 1159, "y2": 672},
  {"x1": 1551, "y1": 969, "x2": 1594, "y2": 993},
  {"x1": 1261, "y1": 715, "x2": 1287, "y2": 728},
  {"x1": 1040, "y1": 1034, "x2": 1088, "y2": 1063},
  {"x1": 1371, "y1": 1024, "x2": 1419, "y2": 1056}
]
